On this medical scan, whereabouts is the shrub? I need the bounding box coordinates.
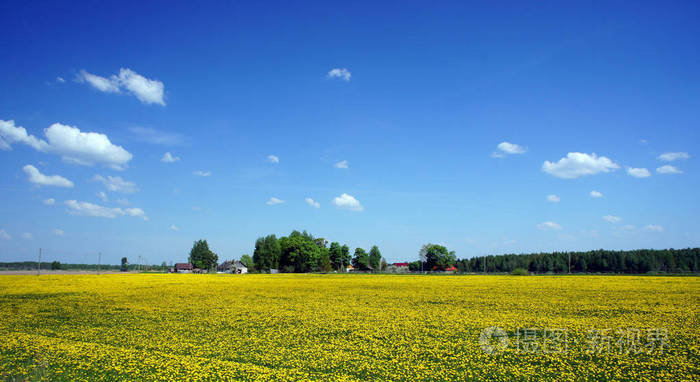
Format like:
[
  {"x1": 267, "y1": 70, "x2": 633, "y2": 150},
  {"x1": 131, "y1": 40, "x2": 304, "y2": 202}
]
[{"x1": 511, "y1": 268, "x2": 529, "y2": 276}]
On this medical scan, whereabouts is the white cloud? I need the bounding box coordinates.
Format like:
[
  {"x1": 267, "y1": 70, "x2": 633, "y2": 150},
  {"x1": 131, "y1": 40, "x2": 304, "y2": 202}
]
[
  {"x1": 169, "y1": 225, "x2": 179, "y2": 231},
  {"x1": 56, "y1": 77, "x2": 65, "y2": 83},
  {"x1": 332, "y1": 193, "x2": 363, "y2": 211},
  {"x1": 266, "y1": 197, "x2": 284, "y2": 205},
  {"x1": 0, "y1": 229, "x2": 11, "y2": 240},
  {"x1": 0, "y1": 119, "x2": 49, "y2": 151},
  {"x1": 590, "y1": 190, "x2": 603, "y2": 198},
  {"x1": 1, "y1": 120, "x2": 133, "y2": 170},
  {"x1": 327, "y1": 68, "x2": 351, "y2": 81},
  {"x1": 542, "y1": 153, "x2": 619, "y2": 179},
  {"x1": 51, "y1": 228, "x2": 64, "y2": 236},
  {"x1": 546, "y1": 194, "x2": 560, "y2": 203},
  {"x1": 64, "y1": 200, "x2": 147, "y2": 220},
  {"x1": 161, "y1": 152, "x2": 180, "y2": 163},
  {"x1": 97, "y1": 191, "x2": 108, "y2": 202},
  {"x1": 603, "y1": 215, "x2": 622, "y2": 223},
  {"x1": 267, "y1": 155, "x2": 279, "y2": 164},
  {"x1": 492, "y1": 142, "x2": 526, "y2": 157},
  {"x1": 305, "y1": 197, "x2": 320, "y2": 208},
  {"x1": 76, "y1": 70, "x2": 120, "y2": 93},
  {"x1": 21, "y1": 232, "x2": 32, "y2": 240},
  {"x1": 193, "y1": 170, "x2": 211, "y2": 177},
  {"x1": 93, "y1": 175, "x2": 137, "y2": 193},
  {"x1": 537, "y1": 221, "x2": 562, "y2": 231},
  {"x1": 129, "y1": 127, "x2": 183, "y2": 145},
  {"x1": 23, "y1": 165, "x2": 74, "y2": 188},
  {"x1": 658, "y1": 152, "x2": 689, "y2": 162},
  {"x1": 656, "y1": 165, "x2": 682, "y2": 174},
  {"x1": 334, "y1": 160, "x2": 349, "y2": 169},
  {"x1": 77, "y1": 68, "x2": 165, "y2": 106},
  {"x1": 644, "y1": 224, "x2": 664, "y2": 232},
  {"x1": 627, "y1": 167, "x2": 651, "y2": 178},
  {"x1": 43, "y1": 198, "x2": 56, "y2": 205}
]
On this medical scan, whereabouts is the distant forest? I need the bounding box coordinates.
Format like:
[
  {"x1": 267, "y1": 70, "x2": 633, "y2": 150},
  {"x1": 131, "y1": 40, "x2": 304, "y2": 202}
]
[{"x1": 451, "y1": 248, "x2": 700, "y2": 274}]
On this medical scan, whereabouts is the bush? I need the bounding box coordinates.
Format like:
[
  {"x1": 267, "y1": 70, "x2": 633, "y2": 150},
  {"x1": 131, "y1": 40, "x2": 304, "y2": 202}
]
[{"x1": 511, "y1": 268, "x2": 529, "y2": 276}]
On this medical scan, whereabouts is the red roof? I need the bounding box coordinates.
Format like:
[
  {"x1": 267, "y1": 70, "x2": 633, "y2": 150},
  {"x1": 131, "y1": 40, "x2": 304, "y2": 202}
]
[
  {"x1": 393, "y1": 263, "x2": 410, "y2": 267},
  {"x1": 445, "y1": 266, "x2": 457, "y2": 271},
  {"x1": 175, "y1": 263, "x2": 193, "y2": 270}
]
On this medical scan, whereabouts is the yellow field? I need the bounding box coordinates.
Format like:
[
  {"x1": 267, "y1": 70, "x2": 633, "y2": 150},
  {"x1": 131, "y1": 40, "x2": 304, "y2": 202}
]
[{"x1": 0, "y1": 274, "x2": 698, "y2": 381}]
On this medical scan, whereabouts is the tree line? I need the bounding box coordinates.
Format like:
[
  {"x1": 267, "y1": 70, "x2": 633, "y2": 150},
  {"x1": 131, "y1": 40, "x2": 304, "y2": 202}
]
[
  {"x1": 252, "y1": 230, "x2": 385, "y2": 273},
  {"x1": 451, "y1": 248, "x2": 700, "y2": 274}
]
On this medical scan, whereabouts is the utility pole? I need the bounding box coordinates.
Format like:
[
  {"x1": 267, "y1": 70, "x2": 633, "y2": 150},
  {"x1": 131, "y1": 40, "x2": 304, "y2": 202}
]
[
  {"x1": 98, "y1": 252, "x2": 101, "y2": 275},
  {"x1": 37, "y1": 248, "x2": 42, "y2": 276}
]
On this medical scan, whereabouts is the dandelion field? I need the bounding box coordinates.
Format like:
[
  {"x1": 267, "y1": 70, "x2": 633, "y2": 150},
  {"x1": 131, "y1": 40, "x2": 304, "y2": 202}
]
[{"x1": 0, "y1": 274, "x2": 698, "y2": 381}]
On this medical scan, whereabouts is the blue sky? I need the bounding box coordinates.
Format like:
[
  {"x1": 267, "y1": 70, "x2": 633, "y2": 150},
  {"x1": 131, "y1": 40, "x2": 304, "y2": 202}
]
[{"x1": 1, "y1": 1, "x2": 699, "y2": 264}]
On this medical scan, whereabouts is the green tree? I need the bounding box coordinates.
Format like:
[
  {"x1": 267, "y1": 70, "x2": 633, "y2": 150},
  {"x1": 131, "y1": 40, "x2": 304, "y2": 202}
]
[
  {"x1": 352, "y1": 248, "x2": 370, "y2": 271},
  {"x1": 423, "y1": 244, "x2": 456, "y2": 271},
  {"x1": 121, "y1": 257, "x2": 128, "y2": 272},
  {"x1": 188, "y1": 239, "x2": 219, "y2": 270},
  {"x1": 253, "y1": 235, "x2": 281, "y2": 271},
  {"x1": 279, "y1": 233, "x2": 321, "y2": 272},
  {"x1": 329, "y1": 242, "x2": 343, "y2": 270},
  {"x1": 318, "y1": 249, "x2": 331, "y2": 273},
  {"x1": 369, "y1": 245, "x2": 382, "y2": 271},
  {"x1": 51, "y1": 261, "x2": 61, "y2": 270},
  {"x1": 240, "y1": 254, "x2": 254, "y2": 270},
  {"x1": 340, "y1": 245, "x2": 351, "y2": 269}
]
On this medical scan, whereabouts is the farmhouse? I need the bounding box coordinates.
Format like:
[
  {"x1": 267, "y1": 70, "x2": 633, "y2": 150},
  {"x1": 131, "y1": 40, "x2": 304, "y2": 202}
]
[
  {"x1": 232, "y1": 261, "x2": 248, "y2": 274},
  {"x1": 174, "y1": 263, "x2": 193, "y2": 273}
]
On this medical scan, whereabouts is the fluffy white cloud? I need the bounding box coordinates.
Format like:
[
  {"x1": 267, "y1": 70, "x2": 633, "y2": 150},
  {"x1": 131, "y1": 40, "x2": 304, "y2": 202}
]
[
  {"x1": 644, "y1": 224, "x2": 664, "y2": 232},
  {"x1": 93, "y1": 175, "x2": 137, "y2": 193},
  {"x1": 492, "y1": 142, "x2": 526, "y2": 157},
  {"x1": 537, "y1": 221, "x2": 562, "y2": 231},
  {"x1": 546, "y1": 194, "x2": 560, "y2": 203},
  {"x1": 266, "y1": 197, "x2": 285, "y2": 205},
  {"x1": 97, "y1": 191, "x2": 108, "y2": 202},
  {"x1": 590, "y1": 190, "x2": 603, "y2": 198},
  {"x1": 23, "y1": 165, "x2": 74, "y2": 188},
  {"x1": 305, "y1": 197, "x2": 320, "y2": 208},
  {"x1": 658, "y1": 152, "x2": 689, "y2": 162},
  {"x1": 334, "y1": 160, "x2": 349, "y2": 169},
  {"x1": 161, "y1": 152, "x2": 180, "y2": 163},
  {"x1": 1, "y1": 120, "x2": 133, "y2": 170},
  {"x1": 656, "y1": 165, "x2": 682, "y2": 174},
  {"x1": 603, "y1": 215, "x2": 622, "y2": 223},
  {"x1": 542, "y1": 153, "x2": 619, "y2": 179},
  {"x1": 56, "y1": 77, "x2": 65, "y2": 83},
  {"x1": 0, "y1": 120, "x2": 49, "y2": 151},
  {"x1": 627, "y1": 167, "x2": 651, "y2": 178},
  {"x1": 193, "y1": 170, "x2": 211, "y2": 177},
  {"x1": 169, "y1": 225, "x2": 179, "y2": 231},
  {"x1": 332, "y1": 193, "x2": 363, "y2": 211},
  {"x1": 21, "y1": 232, "x2": 32, "y2": 240},
  {"x1": 51, "y1": 228, "x2": 64, "y2": 236},
  {"x1": 65, "y1": 200, "x2": 147, "y2": 220},
  {"x1": 327, "y1": 68, "x2": 351, "y2": 81},
  {"x1": 267, "y1": 155, "x2": 279, "y2": 164},
  {"x1": 77, "y1": 68, "x2": 165, "y2": 105},
  {"x1": 43, "y1": 198, "x2": 56, "y2": 205},
  {"x1": 0, "y1": 229, "x2": 11, "y2": 240}
]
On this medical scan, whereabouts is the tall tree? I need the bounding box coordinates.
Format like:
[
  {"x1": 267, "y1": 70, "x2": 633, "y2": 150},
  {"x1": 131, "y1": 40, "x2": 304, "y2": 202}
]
[
  {"x1": 329, "y1": 242, "x2": 343, "y2": 270},
  {"x1": 352, "y1": 248, "x2": 370, "y2": 270},
  {"x1": 240, "y1": 254, "x2": 254, "y2": 270},
  {"x1": 120, "y1": 257, "x2": 128, "y2": 272},
  {"x1": 340, "y1": 245, "x2": 351, "y2": 269},
  {"x1": 253, "y1": 234, "x2": 281, "y2": 271},
  {"x1": 189, "y1": 239, "x2": 219, "y2": 270},
  {"x1": 369, "y1": 245, "x2": 382, "y2": 271},
  {"x1": 279, "y1": 233, "x2": 321, "y2": 272},
  {"x1": 422, "y1": 244, "x2": 456, "y2": 271}
]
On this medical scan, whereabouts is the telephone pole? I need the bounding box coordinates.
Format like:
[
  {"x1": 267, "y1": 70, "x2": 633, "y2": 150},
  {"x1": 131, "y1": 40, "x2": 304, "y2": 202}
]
[{"x1": 37, "y1": 248, "x2": 42, "y2": 276}]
